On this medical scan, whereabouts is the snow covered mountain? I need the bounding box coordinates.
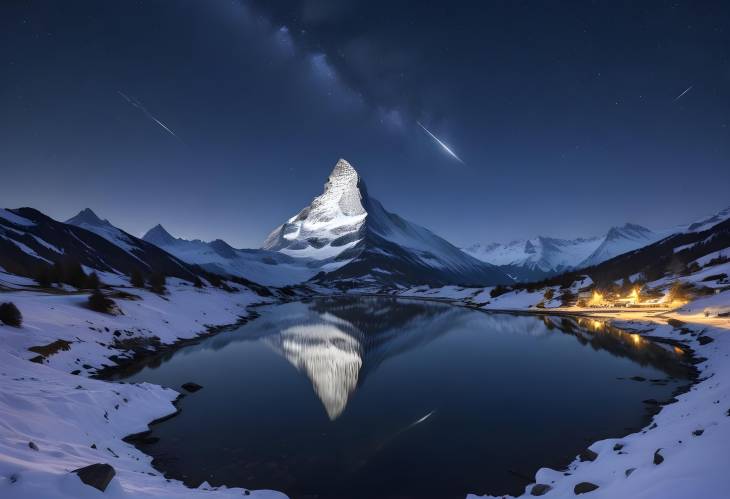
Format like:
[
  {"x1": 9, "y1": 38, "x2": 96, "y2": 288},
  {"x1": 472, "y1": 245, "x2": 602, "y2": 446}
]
[
  {"x1": 534, "y1": 210, "x2": 730, "y2": 290},
  {"x1": 466, "y1": 224, "x2": 670, "y2": 281},
  {"x1": 1, "y1": 207, "x2": 197, "y2": 281},
  {"x1": 141, "y1": 224, "x2": 321, "y2": 287},
  {"x1": 466, "y1": 207, "x2": 730, "y2": 282},
  {"x1": 685, "y1": 206, "x2": 730, "y2": 233},
  {"x1": 465, "y1": 236, "x2": 603, "y2": 280},
  {"x1": 579, "y1": 223, "x2": 666, "y2": 268},
  {"x1": 263, "y1": 159, "x2": 511, "y2": 287},
  {"x1": 65, "y1": 208, "x2": 145, "y2": 253}
]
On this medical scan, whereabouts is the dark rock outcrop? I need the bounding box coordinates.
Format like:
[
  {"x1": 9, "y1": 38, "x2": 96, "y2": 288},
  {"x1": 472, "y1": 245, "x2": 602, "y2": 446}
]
[
  {"x1": 574, "y1": 482, "x2": 599, "y2": 494},
  {"x1": 579, "y1": 449, "x2": 598, "y2": 462},
  {"x1": 531, "y1": 483, "x2": 552, "y2": 496},
  {"x1": 73, "y1": 463, "x2": 116, "y2": 492}
]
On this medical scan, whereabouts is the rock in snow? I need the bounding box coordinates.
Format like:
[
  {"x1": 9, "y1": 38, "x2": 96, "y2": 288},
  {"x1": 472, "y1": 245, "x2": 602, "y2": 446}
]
[
  {"x1": 530, "y1": 483, "x2": 552, "y2": 496},
  {"x1": 579, "y1": 448, "x2": 598, "y2": 462},
  {"x1": 72, "y1": 463, "x2": 116, "y2": 492},
  {"x1": 574, "y1": 482, "x2": 600, "y2": 494}
]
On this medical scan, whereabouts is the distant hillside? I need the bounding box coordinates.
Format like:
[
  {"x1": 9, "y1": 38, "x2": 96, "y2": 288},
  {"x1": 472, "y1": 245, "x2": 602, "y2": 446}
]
[{"x1": 520, "y1": 216, "x2": 730, "y2": 291}]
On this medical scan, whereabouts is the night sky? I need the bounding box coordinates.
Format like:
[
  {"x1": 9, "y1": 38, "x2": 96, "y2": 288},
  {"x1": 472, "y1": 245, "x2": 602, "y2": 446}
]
[{"x1": 1, "y1": 0, "x2": 728, "y2": 248}]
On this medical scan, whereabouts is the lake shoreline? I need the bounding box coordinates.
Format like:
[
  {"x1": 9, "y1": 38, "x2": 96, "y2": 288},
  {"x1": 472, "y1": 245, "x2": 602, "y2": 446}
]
[{"x1": 111, "y1": 294, "x2": 706, "y2": 499}]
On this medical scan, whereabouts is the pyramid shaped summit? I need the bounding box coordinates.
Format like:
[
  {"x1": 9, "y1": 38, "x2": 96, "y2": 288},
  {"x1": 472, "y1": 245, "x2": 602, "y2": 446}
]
[
  {"x1": 313, "y1": 158, "x2": 367, "y2": 217},
  {"x1": 263, "y1": 158, "x2": 511, "y2": 288},
  {"x1": 262, "y1": 158, "x2": 368, "y2": 257}
]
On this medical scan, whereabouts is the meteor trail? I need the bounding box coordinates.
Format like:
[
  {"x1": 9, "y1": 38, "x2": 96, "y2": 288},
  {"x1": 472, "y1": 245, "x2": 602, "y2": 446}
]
[
  {"x1": 117, "y1": 90, "x2": 182, "y2": 141},
  {"x1": 409, "y1": 410, "x2": 435, "y2": 428},
  {"x1": 346, "y1": 409, "x2": 437, "y2": 474},
  {"x1": 673, "y1": 85, "x2": 693, "y2": 102},
  {"x1": 416, "y1": 121, "x2": 464, "y2": 164}
]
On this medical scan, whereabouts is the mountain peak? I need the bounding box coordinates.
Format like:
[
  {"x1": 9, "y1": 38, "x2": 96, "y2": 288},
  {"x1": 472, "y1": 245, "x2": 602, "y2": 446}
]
[
  {"x1": 605, "y1": 223, "x2": 652, "y2": 241},
  {"x1": 262, "y1": 158, "x2": 511, "y2": 286},
  {"x1": 686, "y1": 206, "x2": 730, "y2": 233},
  {"x1": 143, "y1": 224, "x2": 176, "y2": 246},
  {"x1": 331, "y1": 158, "x2": 358, "y2": 178},
  {"x1": 66, "y1": 208, "x2": 109, "y2": 227},
  {"x1": 316, "y1": 158, "x2": 367, "y2": 216},
  {"x1": 209, "y1": 238, "x2": 237, "y2": 258},
  {"x1": 263, "y1": 159, "x2": 368, "y2": 253}
]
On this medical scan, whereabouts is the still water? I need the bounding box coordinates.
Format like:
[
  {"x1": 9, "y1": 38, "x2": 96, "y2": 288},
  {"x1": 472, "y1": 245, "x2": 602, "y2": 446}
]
[{"x1": 118, "y1": 296, "x2": 693, "y2": 499}]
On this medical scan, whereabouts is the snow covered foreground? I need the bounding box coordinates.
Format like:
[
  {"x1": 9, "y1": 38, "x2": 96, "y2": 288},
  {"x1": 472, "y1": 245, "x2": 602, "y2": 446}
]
[
  {"x1": 0, "y1": 276, "x2": 287, "y2": 499},
  {"x1": 1, "y1": 269, "x2": 729, "y2": 499}
]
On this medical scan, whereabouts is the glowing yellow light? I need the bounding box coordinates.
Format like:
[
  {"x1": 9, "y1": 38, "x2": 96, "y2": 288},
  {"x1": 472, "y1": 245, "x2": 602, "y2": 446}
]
[
  {"x1": 673, "y1": 346, "x2": 684, "y2": 355},
  {"x1": 591, "y1": 320, "x2": 603, "y2": 331},
  {"x1": 588, "y1": 291, "x2": 605, "y2": 306},
  {"x1": 631, "y1": 334, "x2": 642, "y2": 345}
]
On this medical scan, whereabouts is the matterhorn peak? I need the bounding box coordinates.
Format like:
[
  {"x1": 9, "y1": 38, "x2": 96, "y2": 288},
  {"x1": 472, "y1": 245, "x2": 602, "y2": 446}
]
[
  {"x1": 331, "y1": 158, "x2": 357, "y2": 177},
  {"x1": 260, "y1": 157, "x2": 510, "y2": 287},
  {"x1": 315, "y1": 158, "x2": 367, "y2": 217},
  {"x1": 262, "y1": 159, "x2": 369, "y2": 254}
]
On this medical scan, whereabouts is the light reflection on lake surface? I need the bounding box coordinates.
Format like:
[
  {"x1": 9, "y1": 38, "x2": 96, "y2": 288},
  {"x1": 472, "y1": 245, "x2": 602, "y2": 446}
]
[{"x1": 119, "y1": 296, "x2": 693, "y2": 499}]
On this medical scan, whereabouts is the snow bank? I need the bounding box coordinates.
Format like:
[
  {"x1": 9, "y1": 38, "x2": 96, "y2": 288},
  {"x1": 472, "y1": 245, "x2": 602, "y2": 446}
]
[{"x1": 0, "y1": 280, "x2": 287, "y2": 498}]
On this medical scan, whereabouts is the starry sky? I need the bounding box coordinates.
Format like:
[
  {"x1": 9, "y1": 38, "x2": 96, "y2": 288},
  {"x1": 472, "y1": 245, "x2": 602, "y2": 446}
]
[{"x1": 1, "y1": 0, "x2": 729, "y2": 248}]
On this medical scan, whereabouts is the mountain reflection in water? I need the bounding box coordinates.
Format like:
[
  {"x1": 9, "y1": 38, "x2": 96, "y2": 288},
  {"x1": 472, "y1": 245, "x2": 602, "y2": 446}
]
[
  {"x1": 166, "y1": 296, "x2": 691, "y2": 420},
  {"x1": 118, "y1": 296, "x2": 694, "y2": 499}
]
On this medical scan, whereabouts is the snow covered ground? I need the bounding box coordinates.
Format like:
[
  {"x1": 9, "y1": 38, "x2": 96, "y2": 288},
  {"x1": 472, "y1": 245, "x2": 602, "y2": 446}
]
[{"x1": 0, "y1": 275, "x2": 287, "y2": 499}]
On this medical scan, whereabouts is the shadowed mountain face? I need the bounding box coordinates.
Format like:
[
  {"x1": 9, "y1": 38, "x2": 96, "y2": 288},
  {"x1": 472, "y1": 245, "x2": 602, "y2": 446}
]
[
  {"x1": 0, "y1": 207, "x2": 197, "y2": 281},
  {"x1": 264, "y1": 159, "x2": 512, "y2": 288}
]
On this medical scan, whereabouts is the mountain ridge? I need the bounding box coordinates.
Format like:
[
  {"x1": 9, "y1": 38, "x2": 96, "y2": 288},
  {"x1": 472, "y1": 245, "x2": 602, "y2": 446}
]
[{"x1": 465, "y1": 206, "x2": 730, "y2": 282}]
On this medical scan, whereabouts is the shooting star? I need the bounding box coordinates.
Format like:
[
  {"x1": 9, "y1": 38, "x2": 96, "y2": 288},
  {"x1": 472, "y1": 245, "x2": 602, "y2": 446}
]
[
  {"x1": 117, "y1": 90, "x2": 182, "y2": 141},
  {"x1": 416, "y1": 121, "x2": 464, "y2": 164},
  {"x1": 673, "y1": 85, "x2": 693, "y2": 102},
  {"x1": 409, "y1": 410, "x2": 435, "y2": 428},
  {"x1": 350, "y1": 410, "x2": 437, "y2": 469}
]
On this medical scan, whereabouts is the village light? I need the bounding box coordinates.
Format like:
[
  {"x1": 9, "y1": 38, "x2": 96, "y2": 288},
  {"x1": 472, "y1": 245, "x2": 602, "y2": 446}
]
[{"x1": 588, "y1": 291, "x2": 605, "y2": 307}]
